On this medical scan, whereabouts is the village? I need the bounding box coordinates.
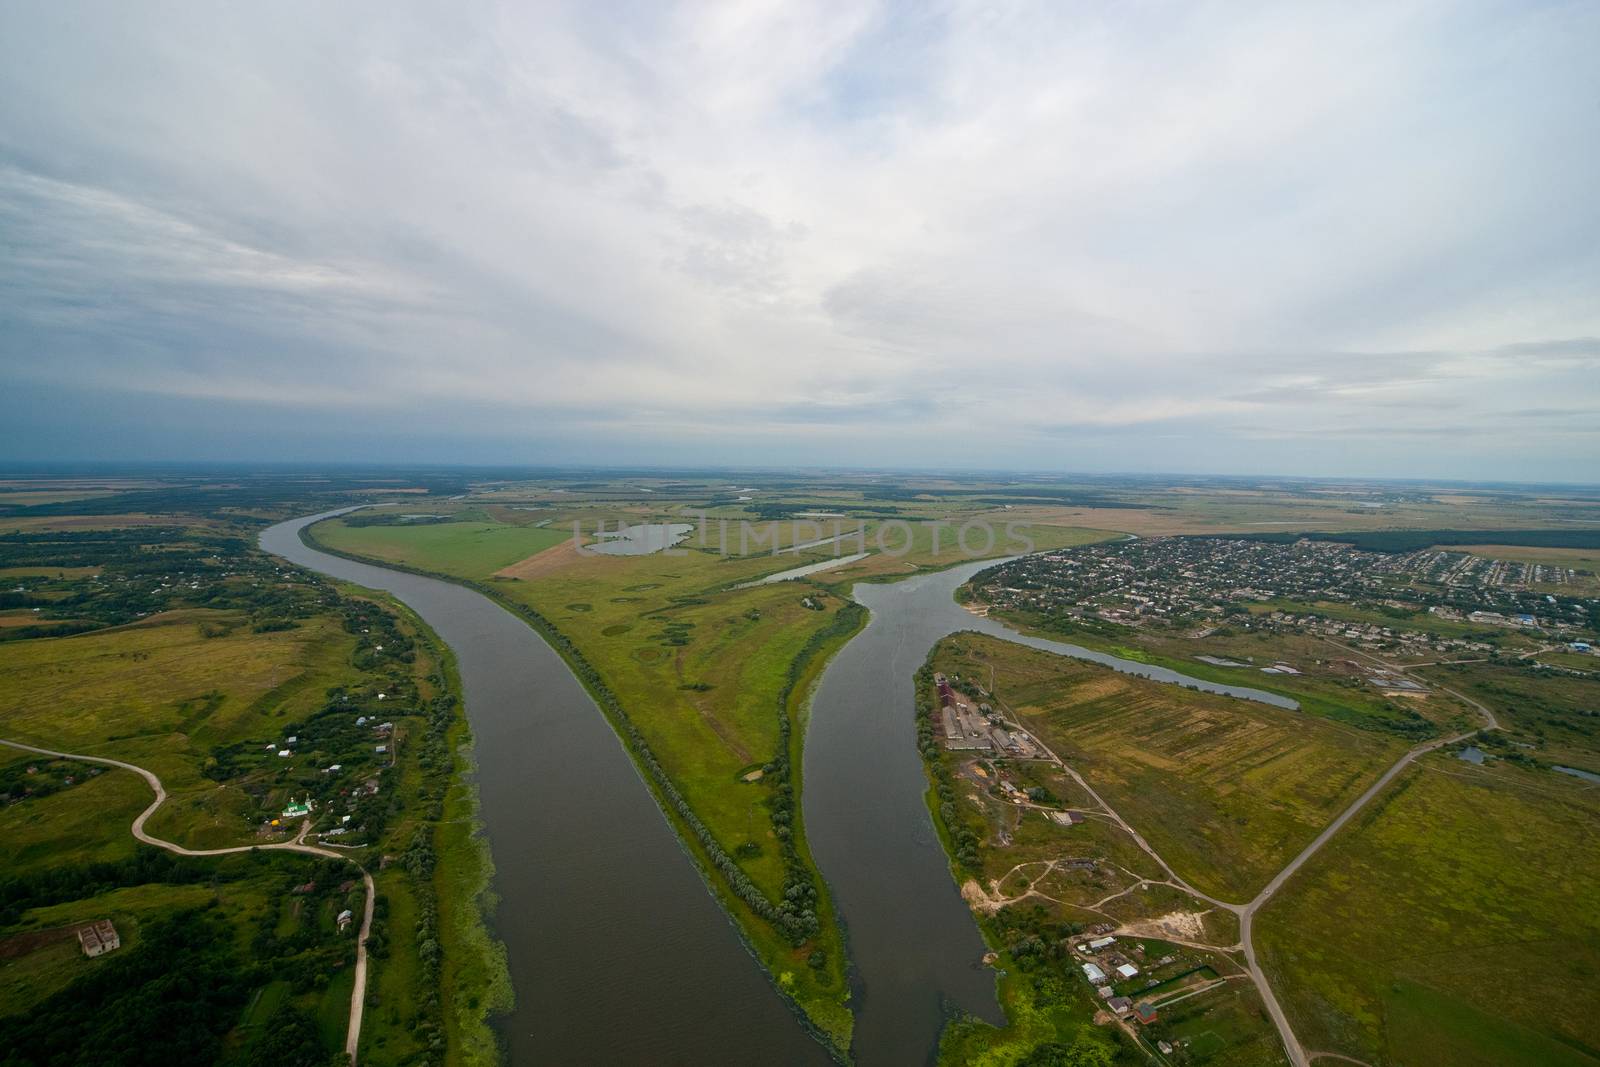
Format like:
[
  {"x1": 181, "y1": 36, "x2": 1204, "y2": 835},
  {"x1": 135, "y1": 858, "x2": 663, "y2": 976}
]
[
  {"x1": 975, "y1": 536, "x2": 1600, "y2": 667},
  {"x1": 258, "y1": 710, "x2": 399, "y2": 843}
]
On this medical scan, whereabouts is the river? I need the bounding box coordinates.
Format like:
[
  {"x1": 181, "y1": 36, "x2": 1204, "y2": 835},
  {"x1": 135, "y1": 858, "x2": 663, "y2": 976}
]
[
  {"x1": 261, "y1": 512, "x2": 829, "y2": 1066},
  {"x1": 803, "y1": 556, "x2": 1296, "y2": 1066}
]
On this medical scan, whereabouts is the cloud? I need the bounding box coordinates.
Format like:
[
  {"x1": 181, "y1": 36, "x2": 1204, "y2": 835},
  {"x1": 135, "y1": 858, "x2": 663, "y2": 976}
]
[{"x1": 0, "y1": 0, "x2": 1597, "y2": 480}]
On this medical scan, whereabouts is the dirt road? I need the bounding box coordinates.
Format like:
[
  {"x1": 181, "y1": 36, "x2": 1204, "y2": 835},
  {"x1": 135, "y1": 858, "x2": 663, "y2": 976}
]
[
  {"x1": 988, "y1": 643, "x2": 1502, "y2": 1067},
  {"x1": 0, "y1": 737, "x2": 375, "y2": 1064}
]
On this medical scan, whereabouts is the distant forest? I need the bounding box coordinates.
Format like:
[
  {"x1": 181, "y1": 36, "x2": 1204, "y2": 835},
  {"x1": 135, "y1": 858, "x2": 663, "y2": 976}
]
[{"x1": 1201, "y1": 529, "x2": 1600, "y2": 553}]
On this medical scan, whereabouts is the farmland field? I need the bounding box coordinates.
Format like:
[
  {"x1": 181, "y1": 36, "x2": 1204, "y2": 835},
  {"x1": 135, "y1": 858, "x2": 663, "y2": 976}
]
[
  {"x1": 930, "y1": 632, "x2": 1405, "y2": 901},
  {"x1": 1254, "y1": 754, "x2": 1600, "y2": 1066}
]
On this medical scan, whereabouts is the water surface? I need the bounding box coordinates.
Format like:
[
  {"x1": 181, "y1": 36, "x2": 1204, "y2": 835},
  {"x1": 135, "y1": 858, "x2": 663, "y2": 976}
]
[
  {"x1": 804, "y1": 556, "x2": 1296, "y2": 1065},
  {"x1": 263, "y1": 511, "x2": 828, "y2": 1066},
  {"x1": 588, "y1": 522, "x2": 694, "y2": 555}
]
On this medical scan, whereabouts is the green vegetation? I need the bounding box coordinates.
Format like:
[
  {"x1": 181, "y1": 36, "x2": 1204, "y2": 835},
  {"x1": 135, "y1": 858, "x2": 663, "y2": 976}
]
[
  {"x1": 1255, "y1": 756, "x2": 1600, "y2": 1066},
  {"x1": 0, "y1": 506, "x2": 507, "y2": 1067},
  {"x1": 307, "y1": 516, "x2": 864, "y2": 1051},
  {"x1": 987, "y1": 604, "x2": 1462, "y2": 739},
  {"x1": 311, "y1": 518, "x2": 566, "y2": 579},
  {"x1": 914, "y1": 637, "x2": 1287, "y2": 1064},
  {"x1": 933, "y1": 633, "x2": 1402, "y2": 901}
]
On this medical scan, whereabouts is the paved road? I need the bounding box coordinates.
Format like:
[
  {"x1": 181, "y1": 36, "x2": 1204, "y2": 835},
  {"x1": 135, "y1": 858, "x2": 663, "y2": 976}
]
[
  {"x1": 1230, "y1": 644, "x2": 1501, "y2": 1067},
  {"x1": 0, "y1": 737, "x2": 375, "y2": 1064}
]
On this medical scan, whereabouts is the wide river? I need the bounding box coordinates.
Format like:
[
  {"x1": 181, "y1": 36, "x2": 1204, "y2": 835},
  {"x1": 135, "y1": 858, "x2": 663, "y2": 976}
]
[
  {"x1": 264, "y1": 519, "x2": 1294, "y2": 1066},
  {"x1": 262, "y1": 512, "x2": 831, "y2": 1066}
]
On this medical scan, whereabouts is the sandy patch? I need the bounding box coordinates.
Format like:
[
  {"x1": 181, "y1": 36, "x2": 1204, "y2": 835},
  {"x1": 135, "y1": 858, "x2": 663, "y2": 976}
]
[
  {"x1": 1128, "y1": 909, "x2": 1208, "y2": 940},
  {"x1": 494, "y1": 538, "x2": 580, "y2": 580},
  {"x1": 961, "y1": 879, "x2": 1002, "y2": 913}
]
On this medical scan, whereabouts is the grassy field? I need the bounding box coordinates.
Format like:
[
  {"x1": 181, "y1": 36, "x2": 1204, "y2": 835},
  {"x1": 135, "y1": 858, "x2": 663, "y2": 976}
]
[
  {"x1": 1255, "y1": 755, "x2": 1600, "y2": 1066},
  {"x1": 1416, "y1": 659, "x2": 1600, "y2": 771},
  {"x1": 931, "y1": 633, "x2": 1404, "y2": 902},
  {"x1": 0, "y1": 757, "x2": 149, "y2": 876},
  {"x1": 0, "y1": 610, "x2": 374, "y2": 849},
  {"x1": 311, "y1": 518, "x2": 568, "y2": 578}
]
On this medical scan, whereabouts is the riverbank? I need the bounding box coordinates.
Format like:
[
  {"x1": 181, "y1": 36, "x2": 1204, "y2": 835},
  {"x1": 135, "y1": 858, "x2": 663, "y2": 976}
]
[
  {"x1": 383, "y1": 600, "x2": 512, "y2": 1066},
  {"x1": 301, "y1": 520, "x2": 857, "y2": 1060}
]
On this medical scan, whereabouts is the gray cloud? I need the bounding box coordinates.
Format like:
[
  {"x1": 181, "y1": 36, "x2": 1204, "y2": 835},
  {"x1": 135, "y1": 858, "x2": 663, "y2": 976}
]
[{"x1": 1, "y1": 1, "x2": 1597, "y2": 480}]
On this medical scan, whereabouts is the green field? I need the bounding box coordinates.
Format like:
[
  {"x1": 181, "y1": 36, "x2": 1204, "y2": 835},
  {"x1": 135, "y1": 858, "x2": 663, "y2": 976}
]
[
  {"x1": 0, "y1": 759, "x2": 149, "y2": 876},
  {"x1": 985, "y1": 603, "x2": 1476, "y2": 738},
  {"x1": 1255, "y1": 755, "x2": 1600, "y2": 1066},
  {"x1": 311, "y1": 518, "x2": 568, "y2": 578}
]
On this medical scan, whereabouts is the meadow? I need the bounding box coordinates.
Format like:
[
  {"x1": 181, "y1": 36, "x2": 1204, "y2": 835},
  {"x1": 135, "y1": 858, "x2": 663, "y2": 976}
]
[
  {"x1": 986, "y1": 604, "x2": 1476, "y2": 738},
  {"x1": 309, "y1": 517, "x2": 568, "y2": 578},
  {"x1": 1254, "y1": 755, "x2": 1600, "y2": 1066}
]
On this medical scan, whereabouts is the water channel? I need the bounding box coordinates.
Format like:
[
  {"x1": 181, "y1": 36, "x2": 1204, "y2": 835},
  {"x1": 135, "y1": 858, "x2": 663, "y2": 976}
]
[
  {"x1": 266, "y1": 518, "x2": 1296, "y2": 1065},
  {"x1": 262, "y1": 512, "x2": 829, "y2": 1066},
  {"x1": 802, "y1": 556, "x2": 1295, "y2": 1065}
]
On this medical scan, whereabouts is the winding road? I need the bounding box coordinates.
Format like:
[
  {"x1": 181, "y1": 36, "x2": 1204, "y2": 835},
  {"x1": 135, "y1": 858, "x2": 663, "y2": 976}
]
[{"x1": 0, "y1": 737, "x2": 376, "y2": 1064}]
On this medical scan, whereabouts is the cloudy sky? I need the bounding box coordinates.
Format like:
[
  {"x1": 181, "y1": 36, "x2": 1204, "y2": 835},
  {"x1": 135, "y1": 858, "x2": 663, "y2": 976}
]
[{"x1": 2, "y1": 1, "x2": 1597, "y2": 480}]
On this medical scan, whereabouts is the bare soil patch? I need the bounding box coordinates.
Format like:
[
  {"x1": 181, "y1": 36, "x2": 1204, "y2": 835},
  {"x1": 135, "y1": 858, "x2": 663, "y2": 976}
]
[{"x1": 493, "y1": 537, "x2": 580, "y2": 580}]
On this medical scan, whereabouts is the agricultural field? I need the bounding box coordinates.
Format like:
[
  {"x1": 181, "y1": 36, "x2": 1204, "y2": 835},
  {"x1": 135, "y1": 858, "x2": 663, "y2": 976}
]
[
  {"x1": 310, "y1": 515, "x2": 568, "y2": 579},
  {"x1": 1255, "y1": 754, "x2": 1600, "y2": 1066},
  {"x1": 932, "y1": 633, "x2": 1403, "y2": 901}
]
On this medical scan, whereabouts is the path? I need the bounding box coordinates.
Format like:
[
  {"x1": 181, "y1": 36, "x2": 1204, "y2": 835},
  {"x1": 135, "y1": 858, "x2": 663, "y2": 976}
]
[
  {"x1": 0, "y1": 737, "x2": 375, "y2": 1064},
  {"x1": 1231, "y1": 643, "x2": 1500, "y2": 1066},
  {"x1": 983, "y1": 638, "x2": 1502, "y2": 1067}
]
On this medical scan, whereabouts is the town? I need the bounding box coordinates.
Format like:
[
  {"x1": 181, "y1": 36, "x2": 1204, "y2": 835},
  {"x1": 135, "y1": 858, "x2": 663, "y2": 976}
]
[{"x1": 974, "y1": 536, "x2": 1600, "y2": 666}]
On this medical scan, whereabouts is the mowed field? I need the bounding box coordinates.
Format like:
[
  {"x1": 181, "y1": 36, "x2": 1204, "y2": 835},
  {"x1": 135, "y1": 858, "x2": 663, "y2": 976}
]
[
  {"x1": 1255, "y1": 756, "x2": 1600, "y2": 1066},
  {"x1": 310, "y1": 518, "x2": 568, "y2": 578},
  {"x1": 0, "y1": 609, "x2": 369, "y2": 851},
  {"x1": 937, "y1": 633, "x2": 1405, "y2": 901}
]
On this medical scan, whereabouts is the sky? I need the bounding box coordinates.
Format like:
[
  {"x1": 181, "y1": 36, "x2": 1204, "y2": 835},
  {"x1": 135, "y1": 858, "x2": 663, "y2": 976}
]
[{"x1": 2, "y1": 1, "x2": 1597, "y2": 482}]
